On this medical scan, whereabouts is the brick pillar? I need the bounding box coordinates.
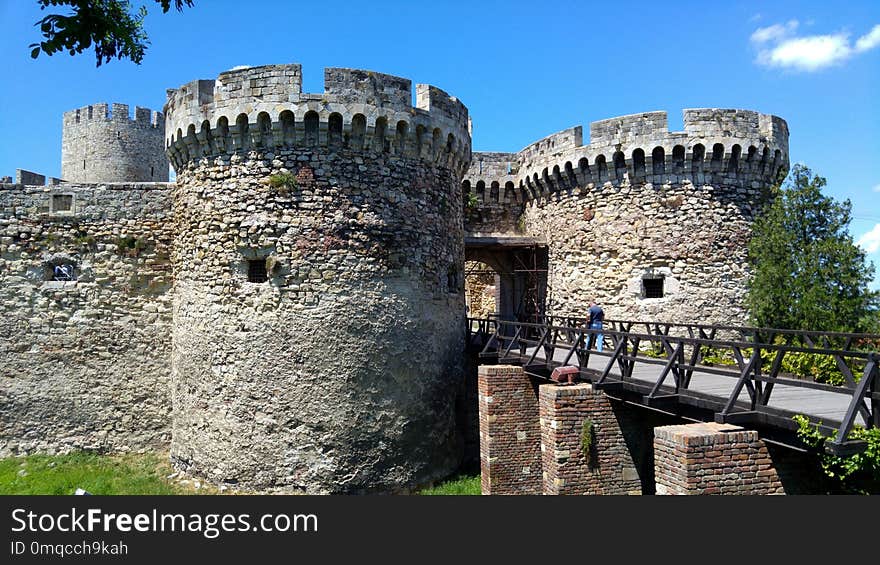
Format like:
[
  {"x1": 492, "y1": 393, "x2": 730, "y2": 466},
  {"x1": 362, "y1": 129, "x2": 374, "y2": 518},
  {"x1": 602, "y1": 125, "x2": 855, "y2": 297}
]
[
  {"x1": 538, "y1": 383, "x2": 641, "y2": 495},
  {"x1": 478, "y1": 365, "x2": 541, "y2": 494},
  {"x1": 654, "y1": 422, "x2": 784, "y2": 495}
]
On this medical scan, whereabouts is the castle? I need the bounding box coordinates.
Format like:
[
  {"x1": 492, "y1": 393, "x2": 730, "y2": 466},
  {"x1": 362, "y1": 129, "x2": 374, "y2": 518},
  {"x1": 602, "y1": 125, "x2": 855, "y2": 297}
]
[{"x1": 0, "y1": 63, "x2": 789, "y2": 493}]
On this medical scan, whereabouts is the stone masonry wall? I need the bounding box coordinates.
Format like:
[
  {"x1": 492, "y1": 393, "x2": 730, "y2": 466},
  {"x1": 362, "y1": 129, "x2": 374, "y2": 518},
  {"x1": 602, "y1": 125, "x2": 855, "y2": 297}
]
[
  {"x1": 654, "y1": 422, "x2": 784, "y2": 495},
  {"x1": 538, "y1": 383, "x2": 641, "y2": 495},
  {"x1": 166, "y1": 64, "x2": 472, "y2": 494},
  {"x1": 0, "y1": 182, "x2": 173, "y2": 456},
  {"x1": 478, "y1": 365, "x2": 542, "y2": 494},
  {"x1": 62, "y1": 103, "x2": 168, "y2": 183}
]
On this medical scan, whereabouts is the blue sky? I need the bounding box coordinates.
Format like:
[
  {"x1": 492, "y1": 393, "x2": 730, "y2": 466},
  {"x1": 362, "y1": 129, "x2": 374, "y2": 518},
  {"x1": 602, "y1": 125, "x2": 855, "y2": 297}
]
[{"x1": 1, "y1": 0, "x2": 878, "y2": 286}]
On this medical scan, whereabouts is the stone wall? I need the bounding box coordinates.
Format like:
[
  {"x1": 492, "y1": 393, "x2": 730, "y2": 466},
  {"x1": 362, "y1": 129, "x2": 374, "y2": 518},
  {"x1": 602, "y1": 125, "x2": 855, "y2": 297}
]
[
  {"x1": 0, "y1": 181, "x2": 173, "y2": 456},
  {"x1": 62, "y1": 103, "x2": 168, "y2": 183},
  {"x1": 465, "y1": 261, "x2": 497, "y2": 317},
  {"x1": 165, "y1": 64, "x2": 472, "y2": 494},
  {"x1": 463, "y1": 153, "x2": 523, "y2": 236}
]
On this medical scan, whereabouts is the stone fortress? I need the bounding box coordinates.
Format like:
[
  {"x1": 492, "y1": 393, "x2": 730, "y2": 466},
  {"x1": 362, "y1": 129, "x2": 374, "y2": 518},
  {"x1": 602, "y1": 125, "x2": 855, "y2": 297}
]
[{"x1": 0, "y1": 62, "x2": 789, "y2": 493}]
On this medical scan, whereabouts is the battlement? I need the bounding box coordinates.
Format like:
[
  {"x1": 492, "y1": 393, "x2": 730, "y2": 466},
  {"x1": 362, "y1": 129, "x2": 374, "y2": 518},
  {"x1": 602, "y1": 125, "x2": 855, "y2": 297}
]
[
  {"x1": 465, "y1": 108, "x2": 790, "y2": 203},
  {"x1": 164, "y1": 63, "x2": 471, "y2": 174},
  {"x1": 63, "y1": 103, "x2": 164, "y2": 128}
]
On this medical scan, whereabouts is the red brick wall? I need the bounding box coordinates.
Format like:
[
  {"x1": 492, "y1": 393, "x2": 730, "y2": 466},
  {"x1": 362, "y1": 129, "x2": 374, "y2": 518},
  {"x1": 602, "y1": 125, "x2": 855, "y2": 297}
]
[
  {"x1": 538, "y1": 384, "x2": 641, "y2": 495},
  {"x1": 478, "y1": 365, "x2": 541, "y2": 494},
  {"x1": 654, "y1": 422, "x2": 784, "y2": 495}
]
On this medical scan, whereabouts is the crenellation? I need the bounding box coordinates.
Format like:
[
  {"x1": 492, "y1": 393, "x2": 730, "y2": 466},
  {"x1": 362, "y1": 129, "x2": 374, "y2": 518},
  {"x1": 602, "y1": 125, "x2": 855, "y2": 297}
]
[
  {"x1": 164, "y1": 64, "x2": 471, "y2": 179},
  {"x1": 590, "y1": 111, "x2": 668, "y2": 145}
]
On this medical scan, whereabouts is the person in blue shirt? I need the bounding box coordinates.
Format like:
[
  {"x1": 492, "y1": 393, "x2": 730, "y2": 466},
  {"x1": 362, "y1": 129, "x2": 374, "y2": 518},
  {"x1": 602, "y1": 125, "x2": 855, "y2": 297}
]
[{"x1": 587, "y1": 299, "x2": 605, "y2": 352}]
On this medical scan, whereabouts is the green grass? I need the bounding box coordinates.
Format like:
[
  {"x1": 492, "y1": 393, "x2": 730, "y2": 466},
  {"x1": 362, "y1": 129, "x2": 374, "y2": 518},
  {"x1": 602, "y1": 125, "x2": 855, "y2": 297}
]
[
  {"x1": 0, "y1": 452, "x2": 188, "y2": 495},
  {"x1": 2, "y1": 451, "x2": 483, "y2": 495},
  {"x1": 419, "y1": 473, "x2": 481, "y2": 495}
]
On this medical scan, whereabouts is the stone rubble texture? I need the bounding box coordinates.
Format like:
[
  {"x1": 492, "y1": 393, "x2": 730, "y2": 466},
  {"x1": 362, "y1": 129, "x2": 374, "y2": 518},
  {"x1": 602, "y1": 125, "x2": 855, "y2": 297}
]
[{"x1": 1, "y1": 61, "x2": 790, "y2": 494}]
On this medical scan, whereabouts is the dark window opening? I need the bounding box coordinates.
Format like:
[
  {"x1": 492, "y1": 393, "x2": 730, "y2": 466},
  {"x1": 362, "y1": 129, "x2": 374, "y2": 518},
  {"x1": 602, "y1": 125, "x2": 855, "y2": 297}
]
[
  {"x1": 83, "y1": 160, "x2": 86, "y2": 170},
  {"x1": 50, "y1": 264, "x2": 76, "y2": 282},
  {"x1": 150, "y1": 166, "x2": 154, "y2": 178},
  {"x1": 247, "y1": 259, "x2": 268, "y2": 283},
  {"x1": 643, "y1": 277, "x2": 664, "y2": 298},
  {"x1": 52, "y1": 194, "x2": 73, "y2": 212}
]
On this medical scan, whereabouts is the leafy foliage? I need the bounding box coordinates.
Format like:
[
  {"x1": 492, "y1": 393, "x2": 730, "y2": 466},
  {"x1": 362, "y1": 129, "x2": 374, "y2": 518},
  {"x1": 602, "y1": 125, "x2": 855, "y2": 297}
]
[
  {"x1": 464, "y1": 191, "x2": 479, "y2": 211},
  {"x1": 793, "y1": 415, "x2": 880, "y2": 494},
  {"x1": 30, "y1": 0, "x2": 193, "y2": 67},
  {"x1": 747, "y1": 164, "x2": 878, "y2": 333}
]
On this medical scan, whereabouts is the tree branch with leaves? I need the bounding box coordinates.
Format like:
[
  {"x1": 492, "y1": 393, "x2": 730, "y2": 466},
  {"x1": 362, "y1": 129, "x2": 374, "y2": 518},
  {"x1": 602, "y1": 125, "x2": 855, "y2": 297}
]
[{"x1": 30, "y1": 0, "x2": 193, "y2": 67}]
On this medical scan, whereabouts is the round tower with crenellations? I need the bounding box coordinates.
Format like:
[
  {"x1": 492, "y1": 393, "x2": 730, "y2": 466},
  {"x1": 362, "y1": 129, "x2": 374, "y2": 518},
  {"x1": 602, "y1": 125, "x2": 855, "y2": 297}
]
[
  {"x1": 164, "y1": 64, "x2": 471, "y2": 493},
  {"x1": 462, "y1": 108, "x2": 790, "y2": 326},
  {"x1": 61, "y1": 103, "x2": 169, "y2": 182}
]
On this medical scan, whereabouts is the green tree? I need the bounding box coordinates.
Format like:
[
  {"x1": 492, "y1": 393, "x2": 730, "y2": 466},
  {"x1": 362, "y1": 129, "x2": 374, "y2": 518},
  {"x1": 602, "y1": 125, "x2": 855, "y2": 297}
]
[
  {"x1": 747, "y1": 164, "x2": 878, "y2": 332},
  {"x1": 30, "y1": 0, "x2": 193, "y2": 67}
]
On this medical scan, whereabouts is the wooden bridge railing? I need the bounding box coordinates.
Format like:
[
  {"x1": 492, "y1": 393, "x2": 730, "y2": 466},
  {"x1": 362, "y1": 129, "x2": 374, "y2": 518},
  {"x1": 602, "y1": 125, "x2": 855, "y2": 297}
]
[{"x1": 466, "y1": 316, "x2": 880, "y2": 456}]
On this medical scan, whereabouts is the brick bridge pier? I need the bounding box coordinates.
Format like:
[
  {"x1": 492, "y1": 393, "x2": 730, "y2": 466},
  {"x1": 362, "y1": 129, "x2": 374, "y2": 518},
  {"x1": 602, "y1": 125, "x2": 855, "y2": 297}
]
[{"x1": 477, "y1": 365, "x2": 826, "y2": 495}]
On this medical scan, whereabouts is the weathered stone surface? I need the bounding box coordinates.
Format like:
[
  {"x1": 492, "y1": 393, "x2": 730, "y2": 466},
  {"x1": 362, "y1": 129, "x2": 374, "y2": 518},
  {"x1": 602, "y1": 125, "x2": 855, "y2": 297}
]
[
  {"x1": 0, "y1": 182, "x2": 173, "y2": 457},
  {"x1": 165, "y1": 64, "x2": 472, "y2": 493}
]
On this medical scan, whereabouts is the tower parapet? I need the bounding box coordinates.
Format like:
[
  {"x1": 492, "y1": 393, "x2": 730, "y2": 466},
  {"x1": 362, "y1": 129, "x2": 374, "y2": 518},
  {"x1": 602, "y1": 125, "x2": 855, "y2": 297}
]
[
  {"x1": 164, "y1": 64, "x2": 471, "y2": 176},
  {"x1": 465, "y1": 109, "x2": 788, "y2": 203}
]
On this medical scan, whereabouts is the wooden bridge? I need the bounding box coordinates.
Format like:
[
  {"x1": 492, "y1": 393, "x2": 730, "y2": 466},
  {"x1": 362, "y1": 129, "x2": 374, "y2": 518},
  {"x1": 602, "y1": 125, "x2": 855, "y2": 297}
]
[{"x1": 467, "y1": 316, "x2": 880, "y2": 456}]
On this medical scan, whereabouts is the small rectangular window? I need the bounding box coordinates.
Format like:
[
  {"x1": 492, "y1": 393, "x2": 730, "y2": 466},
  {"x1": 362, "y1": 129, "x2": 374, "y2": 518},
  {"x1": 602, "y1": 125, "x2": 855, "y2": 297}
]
[
  {"x1": 52, "y1": 194, "x2": 73, "y2": 213},
  {"x1": 247, "y1": 259, "x2": 268, "y2": 283},
  {"x1": 643, "y1": 277, "x2": 664, "y2": 298}
]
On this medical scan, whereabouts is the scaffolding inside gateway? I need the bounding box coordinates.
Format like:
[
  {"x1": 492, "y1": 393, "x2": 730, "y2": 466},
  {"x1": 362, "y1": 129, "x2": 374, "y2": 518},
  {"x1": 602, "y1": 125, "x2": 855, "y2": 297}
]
[{"x1": 464, "y1": 245, "x2": 548, "y2": 323}]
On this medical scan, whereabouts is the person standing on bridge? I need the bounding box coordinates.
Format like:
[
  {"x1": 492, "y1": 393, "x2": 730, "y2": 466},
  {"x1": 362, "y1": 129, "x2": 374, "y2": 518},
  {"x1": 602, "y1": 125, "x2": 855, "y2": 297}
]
[{"x1": 587, "y1": 299, "x2": 605, "y2": 352}]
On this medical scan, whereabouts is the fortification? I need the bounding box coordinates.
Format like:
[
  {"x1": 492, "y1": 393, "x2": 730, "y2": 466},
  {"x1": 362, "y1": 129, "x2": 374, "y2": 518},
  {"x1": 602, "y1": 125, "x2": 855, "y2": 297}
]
[
  {"x1": 463, "y1": 109, "x2": 789, "y2": 325},
  {"x1": 164, "y1": 64, "x2": 471, "y2": 493},
  {"x1": 61, "y1": 103, "x2": 169, "y2": 182}
]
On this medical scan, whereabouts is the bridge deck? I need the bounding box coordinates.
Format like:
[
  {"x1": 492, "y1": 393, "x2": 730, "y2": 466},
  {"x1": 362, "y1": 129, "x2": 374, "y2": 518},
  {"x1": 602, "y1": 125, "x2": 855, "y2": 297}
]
[{"x1": 527, "y1": 346, "x2": 858, "y2": 426}]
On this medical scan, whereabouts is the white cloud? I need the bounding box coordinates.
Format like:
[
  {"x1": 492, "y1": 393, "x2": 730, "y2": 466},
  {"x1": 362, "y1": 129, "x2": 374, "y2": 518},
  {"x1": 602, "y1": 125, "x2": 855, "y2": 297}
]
[
  {"x1": 857, "y1": 224, "x2": 880, "y2": 254},
  {"x1": 855, "y1": 24, "x2": 880, "y2": 52},
  {"x1": 751, "y1": 22, "x2": 880, "y2": 71},
  {"x1": 230, "y1": 65, "x2": 251, "y2": 71},
  {"x1": 873, "y1": 184, "x2": 880, "y2": 193},
  {"x1": 750, "y1": 20, "x2": 799, "y2": 44}
]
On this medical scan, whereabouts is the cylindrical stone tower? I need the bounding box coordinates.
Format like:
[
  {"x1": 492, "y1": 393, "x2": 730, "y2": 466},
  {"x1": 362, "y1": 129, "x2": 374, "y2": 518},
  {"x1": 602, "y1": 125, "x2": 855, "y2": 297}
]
[
  {"x1": 462, "y1": 109, "x2": 789, "y2": 326},
  {"x1": 62, "y1": 103, "x2": 169, "y2": 182},
  {"x1": 164, "y1": 64, "x2": 471, "y2": 493}
]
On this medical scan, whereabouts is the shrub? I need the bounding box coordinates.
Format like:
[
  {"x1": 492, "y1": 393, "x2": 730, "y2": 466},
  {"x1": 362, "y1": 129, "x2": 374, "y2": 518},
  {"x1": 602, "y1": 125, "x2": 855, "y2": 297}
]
[
  {"x1": 793, "y1": 415, "x2": 880, "y2": 494},
  {"x1": 267, "y1": 172, "x2": 297, "y2": 194}
]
